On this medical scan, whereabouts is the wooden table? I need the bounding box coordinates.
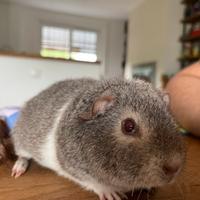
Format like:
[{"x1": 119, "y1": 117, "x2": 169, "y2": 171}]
[{"x1": 0, "y1": 136, "x2": 200, "y2": 200}]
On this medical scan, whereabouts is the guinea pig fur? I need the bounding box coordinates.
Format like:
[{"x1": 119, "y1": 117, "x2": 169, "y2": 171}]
[{"x1": 11, "y1": 78, "x2": 186, "y2": 200}]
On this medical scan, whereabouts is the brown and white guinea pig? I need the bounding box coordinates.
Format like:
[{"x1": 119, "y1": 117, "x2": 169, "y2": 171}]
[
  {"x1": 0, "y1": 119, "x2": 15, "y2": 161},
  {"x1": 11, "y1": 78, "x2": 185, "y2": 200},
  {"x1": 0, "y1": 119, "x2": 8, "y2": 161}
]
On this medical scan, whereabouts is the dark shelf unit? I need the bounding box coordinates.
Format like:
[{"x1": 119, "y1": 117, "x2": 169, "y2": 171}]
[
  {"x1": 179, "y1": 56, "x2": 199, "y2": 62},
  {"x1": 181, "y1": 35, "x2": 200, "y2": 42},
  {"x1": 182, "y1": 0, "x2": 198, "y2": 4},
  {"x1": 181, "y1": 12, "x2": 200, "y2": 23},
  {"x1": 180, "y1": 0, "x2": 200, "y2": 68}
]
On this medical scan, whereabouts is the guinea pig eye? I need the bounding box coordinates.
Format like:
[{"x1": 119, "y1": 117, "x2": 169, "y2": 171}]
[{"x1": 121, "y1": 118, "x2": 137, "y2": 135}]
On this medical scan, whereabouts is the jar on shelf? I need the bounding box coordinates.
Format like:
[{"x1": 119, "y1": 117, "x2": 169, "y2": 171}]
[{"x1": 192, "y1": 42, "x2": 200, "y2": 57}]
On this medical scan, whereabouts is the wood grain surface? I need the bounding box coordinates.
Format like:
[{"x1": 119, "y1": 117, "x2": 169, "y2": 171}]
[{"x1": 0, "y1": 136, "x2": 199, "y2": 200}]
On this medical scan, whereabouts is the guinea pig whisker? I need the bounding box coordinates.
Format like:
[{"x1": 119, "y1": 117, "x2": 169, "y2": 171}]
[
  {"x1": 146, "y1": 190, "x2": 150, "y2": 200},
  {"x1": 131, "y1": 190, "x2": 134, "y2": 197},
  {"x1": 131, "y1": 182, "x2": 136, "y2": 197},
  {"x1": 136, "y1": 188, "x2": 142, "y2": 200},
  {"x1": 181, "y1": 171, "x2": 198, "y2": 183},
  {"x1": 118, "y1": 192, "x2": 127, "y2": 199},
  {"x1": 175, "y1": 181, "x2": 185, "y2": 200},
  {"x1": 183, "y1": 161, "x2": 200, "y2": 168}
]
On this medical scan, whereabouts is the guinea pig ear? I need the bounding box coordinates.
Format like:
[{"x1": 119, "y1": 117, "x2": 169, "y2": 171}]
[
  {"x1": 92, "y1": 95, "x2": 114, "y2": 116},
  {"x1": 79, "y1": 95, "x2": 115, "y2": 121}
]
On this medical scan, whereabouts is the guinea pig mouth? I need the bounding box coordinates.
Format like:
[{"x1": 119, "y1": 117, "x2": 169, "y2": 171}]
[
  {"x1": 164, "y1": 175, "x2": 177, "y2": 185},
  {"x1": 158, "y1": 170, "x2": 181, "y2": 187},
  {"x1": 164, "y1": 166, "x2": 182, "y2": 183}
]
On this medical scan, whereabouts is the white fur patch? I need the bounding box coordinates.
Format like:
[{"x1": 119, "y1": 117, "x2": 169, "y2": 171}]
[
  {"x1": 39, "y1": 100, "x2": 109, "y2": 195},
  {"x1": 39, "y1": 100, "x2": 71, "y2": 171}
]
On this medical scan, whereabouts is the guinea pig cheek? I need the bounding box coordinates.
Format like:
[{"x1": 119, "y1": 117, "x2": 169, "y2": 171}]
[{"x1": 137, "y1": 156, "x2": 169, "y2": 188}]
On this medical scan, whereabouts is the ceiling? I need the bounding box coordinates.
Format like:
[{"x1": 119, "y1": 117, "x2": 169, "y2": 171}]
[{"x1": 9, "y1": 0, "x2": 144, "y2": 19}]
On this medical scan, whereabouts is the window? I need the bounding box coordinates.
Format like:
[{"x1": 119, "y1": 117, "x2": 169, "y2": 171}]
[
  {"x1": 41, "y1": 26, "x2": 70, "y2": 59},
  {"x1": 40, "y1": 26, "x2": 98, "y2": 62},
  {"x1": 71, "y1": 30, "x2": 97, "y2": 62}
]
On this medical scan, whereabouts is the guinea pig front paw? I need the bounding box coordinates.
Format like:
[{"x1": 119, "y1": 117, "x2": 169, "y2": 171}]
[
  {"x1": 11, "y1": 157, "x2": 29, "y2": 178},
  {"x1": 98, "y1": 190, "x2": 127, "y2": 200}
]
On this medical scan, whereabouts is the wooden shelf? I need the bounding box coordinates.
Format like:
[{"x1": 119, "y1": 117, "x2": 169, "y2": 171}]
[
  {"x1": 179, "y1": 56, "x2": 200, "y2": 62},
  {"x1": 180, "y1": 34, "x2": 200, "y2": 42},
  {"x1": 182, "y1": 12, "x2": 200, "y2": 23},
  {"x1": 182, "y1": 0, "x2": 198, "y2": 5},
  {"x1": 180, "y1": 0, "x2": 200, "y2": 68},
  {"x1": 0, "y1": 51, "x2": 101, "y2": 65}
]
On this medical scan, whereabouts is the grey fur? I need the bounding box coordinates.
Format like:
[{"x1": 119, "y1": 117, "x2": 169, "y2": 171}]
[{"x1": 12, "y1": 78, "x2": 185, "y2": 194}]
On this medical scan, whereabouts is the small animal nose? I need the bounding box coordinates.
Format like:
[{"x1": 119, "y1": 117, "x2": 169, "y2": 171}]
[{"x1": 163, "y1": 161, "x2": 181, "y2": 176}]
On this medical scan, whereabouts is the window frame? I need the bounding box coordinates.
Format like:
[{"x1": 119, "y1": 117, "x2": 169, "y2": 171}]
[{"x1": 39, "y1": 22, "x2": 100, "y2": 63}]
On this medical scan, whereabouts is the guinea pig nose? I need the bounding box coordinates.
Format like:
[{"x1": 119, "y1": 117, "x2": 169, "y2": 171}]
[{"x1": 163, "y1": 160, "x2": 181, "y2": 177}]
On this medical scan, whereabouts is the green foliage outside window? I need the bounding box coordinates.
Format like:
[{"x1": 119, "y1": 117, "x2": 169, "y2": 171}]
[{"x1": 40, "y1": 49, "x2": 70, "y2": 59}]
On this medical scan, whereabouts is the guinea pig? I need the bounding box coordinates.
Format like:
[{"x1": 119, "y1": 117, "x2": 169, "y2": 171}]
[
  {"x1": 11, "y1": 78, "x2": 185, "y2": 200},
  {"x1": 0, "y1": 119, "x2": 15, "y2": 161}
]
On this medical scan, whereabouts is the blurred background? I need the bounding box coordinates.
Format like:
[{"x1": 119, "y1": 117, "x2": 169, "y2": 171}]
[{"x1": 0, "y1": 0, "x2": 199, "y2": 107}]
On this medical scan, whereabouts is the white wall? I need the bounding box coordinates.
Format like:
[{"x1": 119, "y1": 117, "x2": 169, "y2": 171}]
[
  {"x1": 105, "y1": 20, "x2": 124, "y2": 78},
  {"x1": 125, "y1": 0, "x2": 183, "y2": 86},
  {"x1": 0, "y1": 1, "x2": 125, "y2": 78},
  {"x1": 0, "y1": 1, "x2": 10, "y2": 50},
  {"x1": 0, "y1": 55, "x2": 100, "y2": 107},
  {"x1": 0, "y1": 1, "x2": 126, "y2": 107},
  {"x1": 163, "y1": 1, "x2": 184, "y2": 74}
]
